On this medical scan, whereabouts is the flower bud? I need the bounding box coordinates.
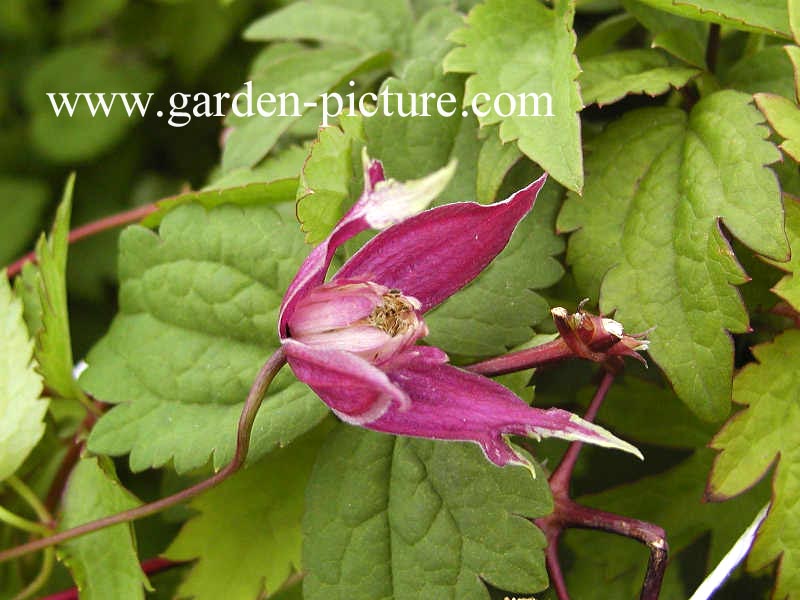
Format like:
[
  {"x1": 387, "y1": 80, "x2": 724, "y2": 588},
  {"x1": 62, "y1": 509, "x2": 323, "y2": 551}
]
[{"x1": 286, "y1": 280, "x2": 428, "y2": 365}]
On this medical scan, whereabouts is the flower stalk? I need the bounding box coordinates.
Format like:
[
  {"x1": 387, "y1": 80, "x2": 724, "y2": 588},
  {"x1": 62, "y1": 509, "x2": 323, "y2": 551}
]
[{"x1": 0, "y1": 348, "x2": 287, "y2": 565}]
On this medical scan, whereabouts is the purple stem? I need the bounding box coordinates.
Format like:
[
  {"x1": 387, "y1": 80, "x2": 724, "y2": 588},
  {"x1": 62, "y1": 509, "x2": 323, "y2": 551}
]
[
  {"x1": 465, "y1": 338, "x2": 575, "y2": 376},
  {"x1": 6, "y1": 203, "x2": 158, "y2": 279},
  {"x1": 534, "y1": 371, "x2": 668, "y2": 600},
  {"x1": 548, "y1": 371, "x2": 615, "y2": 496}
]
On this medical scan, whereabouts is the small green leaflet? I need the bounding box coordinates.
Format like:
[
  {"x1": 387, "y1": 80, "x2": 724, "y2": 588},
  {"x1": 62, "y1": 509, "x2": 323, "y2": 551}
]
[
  {"x1": 164, "y1": 426, "x2": 328, "y2": 599},
  {"x1": 766, "y1": 197, "x2": 800, "y2": 311},
  {"x1": 303, "y1": 425, "x2": 553, "y2": 600},
  {"x1": 709, "y1": 330, "x2": 800, "y2": 599},
  {"x1": 756, "y1": 93, "x2": 800, "y2": 162},
  {"x1": 559, "y1": 91, "x2": 787, "y2": 421},
  {"x1": 82, "y1": 198, "x2": 328, "y2": 474},
  {"x1": 19, "y1": 175, "x2": 87, "y2": 405},
  {"x1": 579, "y1": 49, "x2": 700, "y2": 107},
  {"x1": 475, "y1": 127, "x2": 522, "y2": 204},
  {"x1": 444, "y1": 0, "x2": 584, "y2": 192},
  {"x1": 297, "y1": 115, "x2": 365, "y2": 244},
  {"x1": 58, "y1": 457, "x2": 149, "y2": 600},
  {"x1": 0, "y1": 272, "x2": 47, "y2": 483},
  {"x1": 634, "y1": 0, "x2": 791, "y2": 38}
]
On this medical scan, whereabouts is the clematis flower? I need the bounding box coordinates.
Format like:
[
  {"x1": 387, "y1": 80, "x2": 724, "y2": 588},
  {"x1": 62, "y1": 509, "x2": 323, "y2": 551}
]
[{"x1": 279, "y1": 153, "x2": 641, "y2": 470}]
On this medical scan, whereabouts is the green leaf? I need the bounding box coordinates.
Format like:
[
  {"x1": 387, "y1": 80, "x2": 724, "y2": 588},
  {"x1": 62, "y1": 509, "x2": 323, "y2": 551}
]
[
  {"x1": 244, "y1": 2, "x2": 390, "y2": 52},
  {"x1": 709, "y1": 329, "x2": 800, "y2": 599},
  {"x1": 723, "y1": 45, "x2": 796, "y2": 100},
  {"x1": 424, "y1": 181, "x2": 564, "y2": 357},
  {"x1": 445, "y1": 0, "x2": 584, "y2": 192},
  {"x1": 364, "y1": 57, "x2": 471, "y2": 187},
  {"x1": 766, "y1": 197, "x2": 800, "y2": 310},
  {"x1": 756, "y1": 92, "x2": 800, "y2": 162},
  {"x1": 563, "y1": 450, "x2": 770, "y2": 599},
  {"x1": 0, "y1": 273, "x2": 47, "y2": 483},
  {"x1": 297, "y1": 116, "x2": 365, "y2": 244},
  {"x1": 579, "y1": 49, "x2": 700, "y2": 106},
  {"x1": 164, "y1": 426, "x2": 328, "y2": 599},
  {"x1": 575, "y1": 12, "x2": 638, "y2": 61},
  {"x1": 221, "y1": 45, "x2": 384, "y2": 172},
  {"x1": 24, "y1": 176, "x2": 86, "y2": 404},
  {"x1": 620, "y1": 0, "x2": 708, "y2": 68},
  {"x1": 559, "y1": 91, "x2": 787, "y2": 421},
  {"x1": 82, "y1": 201, "x2": 328, "y2": 473},
  {"x1": 244, "y1": 0, "x2": 412, "y2": 55},
  {"x1": 206, "y1": 144, "x2": 309, "y2": 190},
  {"x1": 0, "y1": 177, "x2": 49, "y2": 266},
  {"x1": 23, "y1": 42, "x2": 162, "y2": 163},
  {"x1": 363, "y1": 57, "x2": 481, "y2": 207},
  {"x1": 787, "y1": 44, "x2": 800, "y2": 100},
  {"x1": 634, "y1": 0, "x2": 791, "y2": 38},
  {"x1": 792, "y1": 0, "x2": 800, "y2": 43},
  {"x1": 404, "y1": 6, "x2": 465, "y2": 68},
  {"x1": 475, "y1": 127, "x2": 522, "y2": 204},
  {"x1": 141, "y1": 178, "x2": 299, "y2": 227},
  {"x1": 303, "y1": 425, "x2": 553, "y2": 600},
  {"x1": 58, "y1": 457, "x2": 149, "y2": 599}
]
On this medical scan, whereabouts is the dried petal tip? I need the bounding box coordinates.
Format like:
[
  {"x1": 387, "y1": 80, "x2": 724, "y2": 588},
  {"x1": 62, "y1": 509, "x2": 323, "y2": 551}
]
[
  {"x1": 565, "y1": 414, "x2": 644, "y2": 460},
  {"x1": 601, "y1": 317, "x2": 624, "y2": 339},
  {"x1": 360, "y1": 151, "x2": 457, "y2": 229}
]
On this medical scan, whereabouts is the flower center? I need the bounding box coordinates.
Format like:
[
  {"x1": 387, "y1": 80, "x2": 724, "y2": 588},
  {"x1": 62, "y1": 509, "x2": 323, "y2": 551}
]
[{"x1": 367, "y1": 290, "x2": 418, "y2": 337}]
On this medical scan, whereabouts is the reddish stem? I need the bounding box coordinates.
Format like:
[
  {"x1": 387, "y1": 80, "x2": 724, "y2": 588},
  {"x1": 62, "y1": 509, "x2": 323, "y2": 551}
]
[
  {"x1": 543, "y1": 529, "x2": 570, "y2": 600},
  {"x1": 0, "y1": 348, "x2": 287, "y2": 565},
  {"x1": 548, "y1": 371, "x2": 615, "y2": 496},
  {"x1": 6, "y1": 203, "x2": 157, "y2": 279},
  {"x1": 40, "y1": 557, "x2": 184, "y2": 600},
  {"x1": 534, "y1": 371, "x2": 667, "y2": 600},
  {"x1": 465, "y1": 338, "x2": 574, "y2": 376},
  {"x1": 555, "y1": 500, "x2": 668, "y2": 600}
]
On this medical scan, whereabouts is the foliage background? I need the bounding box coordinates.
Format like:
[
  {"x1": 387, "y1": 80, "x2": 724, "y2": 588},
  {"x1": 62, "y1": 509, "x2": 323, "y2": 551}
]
[{"x1": 2, "y1": 0, "x2": 800, "y2": 598}]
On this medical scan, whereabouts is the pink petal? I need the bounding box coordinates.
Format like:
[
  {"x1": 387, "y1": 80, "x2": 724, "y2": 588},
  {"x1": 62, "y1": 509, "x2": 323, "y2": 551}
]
[
  {"x1": 334, "y1": 174, "x2": 548, "y2": 313},
  {"x1": 282, "y1": 339, "x2": 410, "y2": 425},
  {"x1": 287, "y1": 281, "x2": 385, "y2": 336},
  {"x1": 279, "y1": 157, "x2": 455, "y2": 335},
  {"x1": 364, "y1": 356, "x2": 641, "y2": 468},
  {"x1": 279, "y1": 217, "x2": 371, "y2": 337}
]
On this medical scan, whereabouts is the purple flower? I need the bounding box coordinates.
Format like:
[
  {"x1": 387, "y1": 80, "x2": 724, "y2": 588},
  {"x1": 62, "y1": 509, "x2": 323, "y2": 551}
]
[{"x1": 279, "y1": 154, "x2": 641, "y2": 470}]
